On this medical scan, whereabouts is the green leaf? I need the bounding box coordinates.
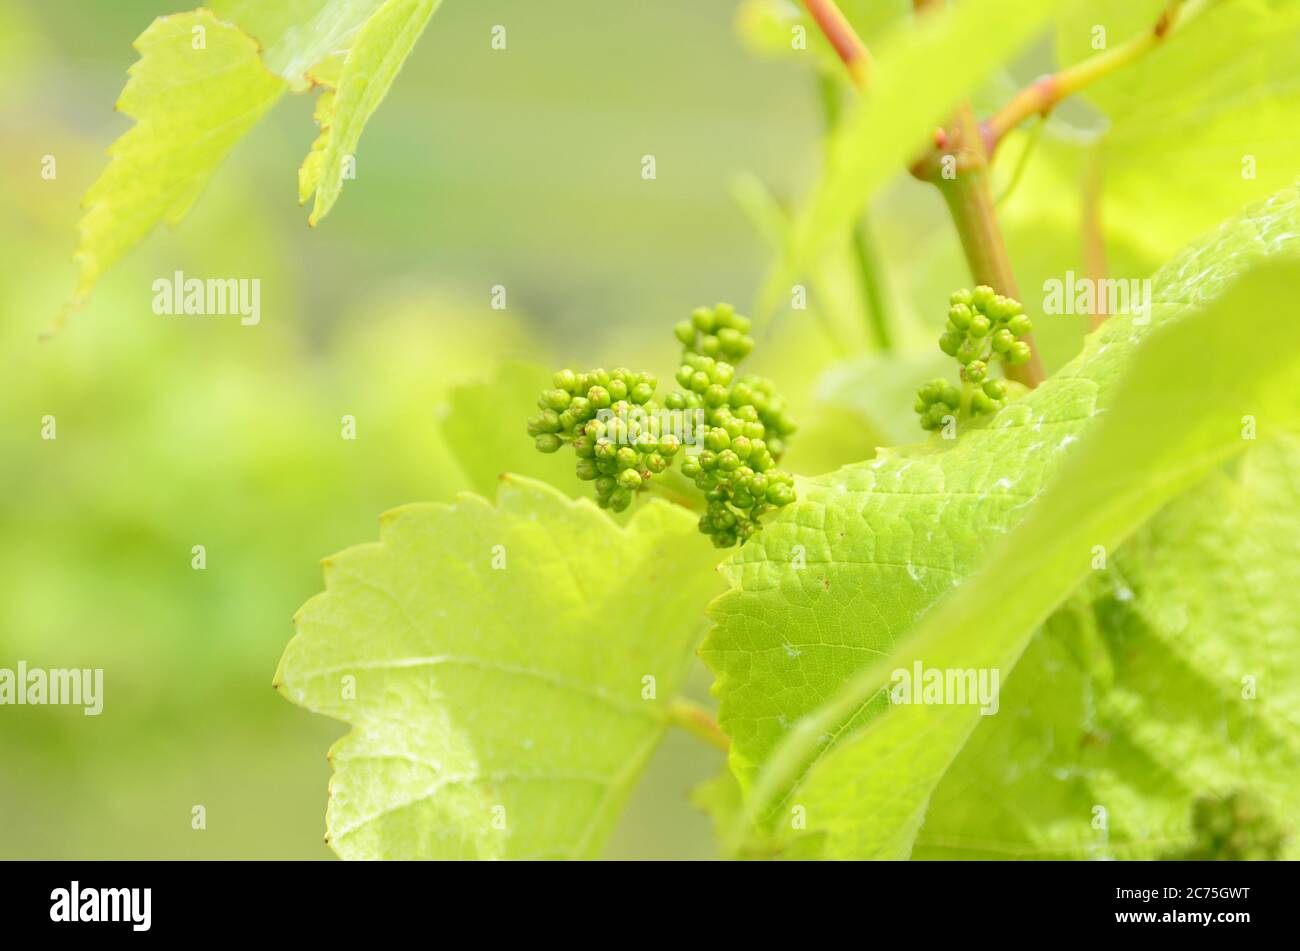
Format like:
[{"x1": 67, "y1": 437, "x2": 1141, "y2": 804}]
[
  {"x1": 690, "y1": 768, "x2": 826, "y2": 860},
  {"x1": 63, "y1": 10, "x2": 286, "y2": 327},
  {"x1": 918, "y1": 436, "x2": 1300, "y2": 858},
  {"x1": 738, "y1": 256, "x2": 1300, "y2": 858},
  {"x1": 209, "y1": 0, "x2": 385, "y2": 89},
  {"x1": 65, "y1": 1, "x2": 442, "y2": 324},
  {"x1": 298, "y1": 0, "x2": 442, "y2": 226},
  {"x1": 437, "y1": 360, "x2": 577, "y2": 498},
  {"x1": 274, "y1": 476, "x2": 722, "y2": 858},
  {"x1": 812, "y1": 350, "x2": 955, "y2": 448},
  {"x1": 764, "y1": 0, "x2": 1063, "y2": 314},
  {"x1": 1054, "y1": 0, "x2": 1300, "y2": 261},
  {"x1": 701, "y1": 185, "x2": 1300, "y2": 850}
]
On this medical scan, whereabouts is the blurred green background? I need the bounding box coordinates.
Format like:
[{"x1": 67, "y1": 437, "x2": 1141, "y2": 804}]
[{"x1": 0, "y1": 0, "x2": 1204, "y2": 858}]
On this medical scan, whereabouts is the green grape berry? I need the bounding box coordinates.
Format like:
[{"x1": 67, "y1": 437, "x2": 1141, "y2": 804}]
[{"x1": 970, "y1": 389, "x2": 997, "y2": 415}]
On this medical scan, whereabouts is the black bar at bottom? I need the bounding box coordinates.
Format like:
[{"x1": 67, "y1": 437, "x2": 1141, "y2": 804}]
[{"x1": 0, "y1": 859, "x2": 1286, "y2": 937}]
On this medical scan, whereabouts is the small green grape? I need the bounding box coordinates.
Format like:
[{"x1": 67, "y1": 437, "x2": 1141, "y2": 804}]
[
  {"x1": 948, "y1": 304, "x2": 973, "y2": 330},
  {"x1": 970, "y1": 390, "x2": 997, "y2": 415}
]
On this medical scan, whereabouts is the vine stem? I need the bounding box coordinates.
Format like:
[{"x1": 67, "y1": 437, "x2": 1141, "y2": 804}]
[
  {"x1": 667, "y1": 699, "x2": 730, "y2": 752},
  {"x1": 642, "y1": 472, "x2": 704, "y2": 512},
  {"x1": 934, "y1": 106, "x2": 1046, "y2": 387},
  {"x1": 803, "y1": 0, "x2": 873, "y2": 88},
  {"x1": 1081, "y1": 147, "x2": 1108, "y2": 330},
  {"x1": 803, "y1": 0, "x2": 1216, "y2": 388},
  {"x1": 818, "y1": 72, "x2": 895, "y2": 351},
  {"x1": 805, "y1": 0, "x2": 1044, "y2": 386},
  {"x1": 984, "y1": 0, "x2": 1212, "y2": 153}
]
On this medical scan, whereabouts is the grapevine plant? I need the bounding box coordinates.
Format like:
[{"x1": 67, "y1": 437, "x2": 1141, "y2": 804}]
[{"x1": 73, "y1": 0, "x2": 1300, "y2": 859}]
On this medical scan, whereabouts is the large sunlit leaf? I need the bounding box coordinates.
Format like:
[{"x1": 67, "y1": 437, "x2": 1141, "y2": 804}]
[
  {"x1": 917, "y1": 436, "x2": 1300, "y2": 858},
  {"x1": 701, "y1": 186, "x2": 1300, "y2": 845},
  {"x1": 274, "y1": 476, "x2": 722, "y2": 858},
  {"x1": 745, "y1": 257, "x2": 1300, "y2": 858}
]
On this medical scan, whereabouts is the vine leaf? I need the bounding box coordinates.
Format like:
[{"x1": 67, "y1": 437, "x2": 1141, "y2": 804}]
[
  {"x1": 917, "y1": 435, "x2": 1300, "y2": 858},
  {"x1": 61, "y1": 10, "x2": 286, "y2": 331},
  {"x1": 63, "y1": 1, "x2": 442, "y2": 327},
  {"x1": 1054, "y1": 0, "x2": 1300, "y2": 261},
  {"x1": 744, "y1": 258, "x2": 1300, "y2": 858},
  {"x1": 208, "y1": 0, "x2": 385, "y2": 90},
  {"x1": 701, "y1": 186, "x2": 1300, "y2": 853},
  {"x1": 298, "y1": 0, "x2": 442, "y2": 226},
  {"x1": 274, "y1": 476, "x2": 722, "y2": 859},
  {"x1": 436, "y1": 360, "x2": 576, "y2": 499}
]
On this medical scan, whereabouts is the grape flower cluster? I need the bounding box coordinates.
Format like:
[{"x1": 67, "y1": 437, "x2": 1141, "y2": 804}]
[
  {"x1": 526, "y1": 304, "x2": 797, "y2": 548},
  {"x1": 915, "y1": 285, "x2": 1032, "y2": 432},
  {"x1": 1177, "y1": 791, "x2": 1287, "y2": 861}
]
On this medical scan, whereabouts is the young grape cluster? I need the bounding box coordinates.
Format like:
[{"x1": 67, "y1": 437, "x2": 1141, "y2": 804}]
[
  {"x1": 671, "y1": 304, "x2": 797, "y2": 547},
  {"x1": 915, "y1": 285, "x2": 1031, "y2": 431},
  {"x1": 1186, "y1": 791, "x2": 1286, "y2": 861},
  {"x1": 527, "y1": 304, "x2": 797, "y2": 548},
  {"x1": 526, "y1": 366, "x2": 675, "y2": 514}
]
